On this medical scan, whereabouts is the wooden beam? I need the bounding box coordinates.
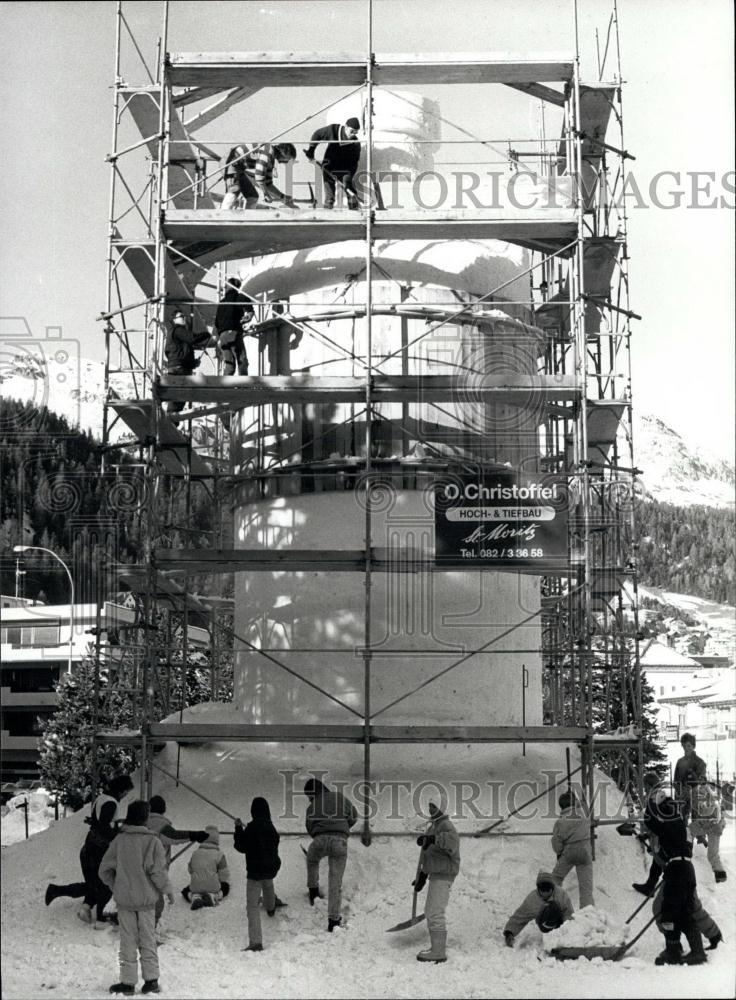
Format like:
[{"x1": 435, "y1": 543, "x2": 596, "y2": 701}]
[
  {"x1": 102, "y1": 723, "x2": 590, "y2": 744},
  {"x1": 156, "y1": 372, "x2": 581, "y2": 405},
  {"x1": 184, "y1": 86, "x2": 261, "y2": 132},
  {"x1": 505, "y1": 81, "x2": 567, "y2": 107},
  {"x1": 167, "y1": 52, "x2": 575, "y2": 88}
]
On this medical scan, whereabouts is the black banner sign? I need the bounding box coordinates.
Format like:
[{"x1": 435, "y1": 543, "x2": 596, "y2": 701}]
[{"x1": 434, "y1": 473, "x2": 570, "y2": 568}]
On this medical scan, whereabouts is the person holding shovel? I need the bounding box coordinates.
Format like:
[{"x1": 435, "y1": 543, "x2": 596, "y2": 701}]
[{"x1": 413, "y1": 801, "x2": 460, "y2": 964}]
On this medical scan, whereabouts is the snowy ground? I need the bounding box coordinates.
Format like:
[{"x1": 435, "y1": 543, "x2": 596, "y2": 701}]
[{"x1": 2, "y1": 705, "x2": 734, "y2": 999}]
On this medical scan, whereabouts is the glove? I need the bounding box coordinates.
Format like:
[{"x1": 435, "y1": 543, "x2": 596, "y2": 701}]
[
  {"x1": 416, "y1": 834, "x2": 435, "y2": 848},
  {"x1": 303, "y1": 148, "x2": 314, "y2": 161},
  {"x1": 412, "y1": 871, "x2": 428, "y2": 893},
  {"x1": 190, "y1": 830, "x2": 209, "y2": 843},
  {"x1": 220, "y1": 881, "x2": 230, "y2": 899},
  {"x1": 504, "y1": 931, "x2": 514, "y2": 948},
  {"x1": 234, "y1": 818, "x2": 244, "y2": 829},
  {"x1": 166, "y1": 892, "x2": 175, "y2": 906}
]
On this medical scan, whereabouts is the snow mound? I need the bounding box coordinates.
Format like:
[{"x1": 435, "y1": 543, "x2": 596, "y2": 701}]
[{"x1": 543, "y1": 906, "x2": 631, "y2": 951}]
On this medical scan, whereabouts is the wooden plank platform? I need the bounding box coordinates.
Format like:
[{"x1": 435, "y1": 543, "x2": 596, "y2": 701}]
[
  {"x1": 101, "y1": 723, "x2": 590, "y2": 745},
  {"x1": 153, "y1": 548, "x2": 577, "y2": 576},
  {"x1": 163, "y1": 208, "x2": 579, "y2": 259},
  {"x1": 157, "y1": 372, "x2": 581, "y2": 406},
  {"x1": 109, "y1": 399, "x2": 213, "y2": 477},
  {"x1": 167, "y1": 52, "x2": 575, "y2": 88}
]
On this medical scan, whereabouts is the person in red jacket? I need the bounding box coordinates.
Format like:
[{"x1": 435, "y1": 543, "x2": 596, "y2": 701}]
[{"x1": 304, "y1": 118, "x2": 362, "y2": 209}]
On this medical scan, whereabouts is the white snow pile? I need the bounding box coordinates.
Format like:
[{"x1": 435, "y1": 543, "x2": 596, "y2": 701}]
[{"x1": 543, "y1": 906, "x2": 631, "y2": 952}]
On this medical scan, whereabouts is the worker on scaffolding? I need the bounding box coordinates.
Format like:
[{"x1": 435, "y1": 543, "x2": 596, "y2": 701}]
[
  {"x1": 214, "y1": 277, "x2": 254, "y2": 377},
  {"x1": 163, "y1": 308, "x2": 217, "y2": 416},
  {"x1": 220, "y1": 142, "x2": 298, "y2": 210},
  {"x1": 304, "y1": 117, "x2": 362, "y2": 209}
]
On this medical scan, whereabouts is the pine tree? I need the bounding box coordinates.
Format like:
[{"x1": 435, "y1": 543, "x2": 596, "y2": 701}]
[{"x1": 38, "y1": 655, "x2": 136, "y2": 810}]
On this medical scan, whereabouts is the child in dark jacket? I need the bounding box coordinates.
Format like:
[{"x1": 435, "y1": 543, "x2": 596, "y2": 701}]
[{"x1": 234, "y1": 797, "x2": 285, "y2": 951}]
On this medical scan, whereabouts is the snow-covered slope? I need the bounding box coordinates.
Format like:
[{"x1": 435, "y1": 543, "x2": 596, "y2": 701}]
[
  {"x1": 1, "y1": 703, "x2": 734, "y2": 999},
  {"x1": 634, "y1": 414, "x2": 735, "y2": 509}
]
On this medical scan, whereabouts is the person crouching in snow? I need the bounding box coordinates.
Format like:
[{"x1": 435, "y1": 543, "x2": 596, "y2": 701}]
[
  {"x1": 503, "y1": 871, "x2": 574, "y2": 947},
  {"x1": 99, "y1": 799, "x2": 174, "y2": 996},
  {"x1": 413, "y1": 801, "x2": 460, "y2": 963},
  {"x1": 183, "y1": 825, "x2": 231, "y2": 909},
  {"x1": 550, "y1": 790, "x2": 594, "y2": 908},
  {"x1": 147, "y1": 795, "x2": 209, "y2": 930},
  {"x1": 234, "y1": 796, "x2": 287, "y2": 952}
]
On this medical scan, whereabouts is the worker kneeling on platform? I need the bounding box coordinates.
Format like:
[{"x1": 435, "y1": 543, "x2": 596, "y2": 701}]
[
  {"x1": 220, "y1": 143, "x2": 298, "y2": 210},
  {"x1": 164, "y1": 309, "x2": 216, "y2": 415}
]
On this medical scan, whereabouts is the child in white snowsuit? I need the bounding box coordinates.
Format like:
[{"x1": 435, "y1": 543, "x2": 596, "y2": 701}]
[
  {"x1": 99, "y1": 799, "x2": 174, "y2": 996},
  {"x1": 184, "y1": 825, "x2": 231, "y2": 909},
  {"x1": 503, "y1": 871, "x2": 574, "y2": 946},
  {"x1": 551, "y1": 790, "x2": 594, "y2": 908},
  {"x1": 413, "y1": 802, "x2": 460, "y2": 963}
]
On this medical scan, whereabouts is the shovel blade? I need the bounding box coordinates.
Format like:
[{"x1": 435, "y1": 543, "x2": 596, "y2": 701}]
[{"x1": 386, "y1": 913, "x2": 426, "y2": 933}]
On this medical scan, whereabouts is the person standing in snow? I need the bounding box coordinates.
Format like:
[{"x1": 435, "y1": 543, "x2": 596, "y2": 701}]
[
  {"x1": 643, "y1": 783, "x2": 716, "y2": 965},
  {"x1": 234, "y1": 796, "x2": 287, "y2": 952},
  {"x1": 45, "y1": 773, "x2": 134, "y2": 926},
  {"x1": 304, "y1": 118, "x2": 362, "y2": 209},
  {"x1": 413, "y1": 801, "x2": 460, "y2": 963},
  {"x1": 146, "y1": 795, "x2": 209, "y2": 928},
  {"x1": 182, "y1": 824, "x2": 231, "y2": 909},
  {"x1": 550, "y1": 790, "x2": 594, "y2": 908},
  {"x1": 673, "y1": 732, "x2": 707, "y2": 819},
  {"x1": 503, "y1": 871, "x2": 574, "y2": 947},
  {"x1": 689, "y1": 781, "x2": 728, "y2": 883},
  {"x1": 304, "y1": 777, "x2": 357, "y2": 931},
  {"x1": 99, "y1": 799, "x2": 174, "y2": 996}
]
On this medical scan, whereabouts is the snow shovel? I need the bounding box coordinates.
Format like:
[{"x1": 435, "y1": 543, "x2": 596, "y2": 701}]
[
  {"x1": 550, "y1": 913, "x2": 657, "y2": 962},
  {"x1": 386, "y1": 855, "x2": 426, "y2": 932}
]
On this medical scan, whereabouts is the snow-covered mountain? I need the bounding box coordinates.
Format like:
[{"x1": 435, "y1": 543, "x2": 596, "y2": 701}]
[{"x1": 634, "y1": 413, "x2": 734, "y2": 509}]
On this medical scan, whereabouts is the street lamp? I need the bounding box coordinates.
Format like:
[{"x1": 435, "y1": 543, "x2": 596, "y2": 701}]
[{"x1": 13, "y1": 546, "x2": 75, "y2": 676}]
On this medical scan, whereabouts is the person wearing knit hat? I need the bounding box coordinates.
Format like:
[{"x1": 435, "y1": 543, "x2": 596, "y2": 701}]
[
  {"x1": 550, "y1": 789, "x2": 594, "y2": 908},
  {"x1": 304, "y1": 117, "x2": 362, "y2": 209},
  {"x1": 183, "y1": 825, "x2": 231, "y2": 911},
  {"x1": 414, "y1": 801, "x2": 460, "y2": 963},
  {"x1": 303, "y1": 776, "x2": 358, "y2": 931},
  {"x1": 99, "y1": 799, "x2": 174, "y2": 995},
  {"x1": 234, "y1": 796, "x2": 286, "y2": 952},
  {"x1": 503, "y1": 871, "x2": 574, "y2": 947}
]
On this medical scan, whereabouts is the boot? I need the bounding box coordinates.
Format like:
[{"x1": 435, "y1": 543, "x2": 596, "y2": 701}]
[
  {"x1": 243, "y1": 943, "x2": 263, "y2": 952},
  {"x1": 417, "y1": 929, "x2": 447, "y2": 963},
  {"x1": 707, "y1": 931, "x2": 723, "y2": 950},
  {"x1": 308, "y1": 887, "x2": 322, "y2": 905},
  {"x1": 683, "y1": 929, "x2": 707, "y2": 965},
  {"x1": 714, "y1": 870, "x2": 727, "y2": 883},
  {"x1": 327, "y1": 918, "x2": 341, "y2": 932},
  {"x1": 45, "y1": 884, "x2": 59, "y2": 906},
  {"x1": 77, "y1": 904, "x2": 93, "y2": 924},
  {"x1": 654, "y1": 935, "x2": 683, "y2": 966},
  {"x1": 109, "y1": 986, "x2": 135, "y2": 996},
  {"x1": 142, "y1": 982, "x2": 161, "y2": 995}
]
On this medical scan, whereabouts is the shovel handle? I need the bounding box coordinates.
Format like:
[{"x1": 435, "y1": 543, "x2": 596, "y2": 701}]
[
  {"x1": 616, "y1": 913, "x2": 658, "y2": 959},
  {"x1": 411, "y1": 855, "x2": 423, "y2": 920}
]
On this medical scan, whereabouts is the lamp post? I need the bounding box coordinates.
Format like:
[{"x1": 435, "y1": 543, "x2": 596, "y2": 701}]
[{"x1": 13, "y1": 546, "x2": 75, "y2": 676}]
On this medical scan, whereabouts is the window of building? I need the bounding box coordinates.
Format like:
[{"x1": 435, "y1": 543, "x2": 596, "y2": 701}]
[{"x1": 0, "y1": 624, "x2": 61, "y2": 647}]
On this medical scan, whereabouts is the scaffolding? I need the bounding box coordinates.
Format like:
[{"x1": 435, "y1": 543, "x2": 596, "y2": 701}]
[{"x1": 94, "y1": 0, "x2": 644, "y2": 844}]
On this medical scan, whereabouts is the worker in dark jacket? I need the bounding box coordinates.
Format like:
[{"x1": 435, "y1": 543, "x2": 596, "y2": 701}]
[
  {"x1": 644, "y1": 785, "x2": 713, "y2": 966},
  {"x1": 45, "y1": 773, "x2": 134, "y2": 926},
  {"x1": 304, "y1": 777, "x2": 357, "y2": 931},
  {"x1": 163, "y1": 308, "x2": 216, "y2": 414},
  {"x1": 234, "y1": 797, "x2": 286, "y2": 952},
  {"x1": 214, "y1": 277, "x2": 253, "y2": 377},
  {"x1": 673, "y1": 732, "x2": 707, "y2": 819},
  {"x1": 304, "y1": 118, "x2": 362, "y2": 209}
]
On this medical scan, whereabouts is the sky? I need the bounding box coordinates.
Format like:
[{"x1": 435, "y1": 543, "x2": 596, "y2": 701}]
[{"x1": 0, "y1": 0, "x2": 734, "y2": 461}]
